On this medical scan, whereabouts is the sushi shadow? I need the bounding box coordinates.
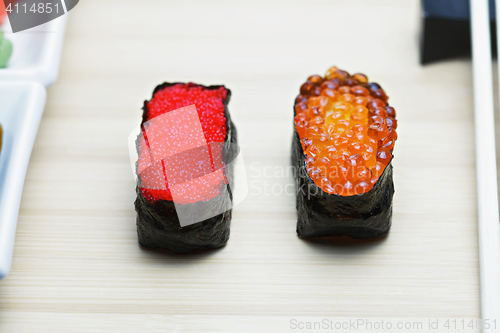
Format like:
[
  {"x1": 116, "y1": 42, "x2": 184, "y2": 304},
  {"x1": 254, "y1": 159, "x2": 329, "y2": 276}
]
[
  {"x1": 299, "y1": 235, "x2": 389, "y2": 254},
  {"x1": 138, "y1": 244, "x2": 225, "y2": 263}
]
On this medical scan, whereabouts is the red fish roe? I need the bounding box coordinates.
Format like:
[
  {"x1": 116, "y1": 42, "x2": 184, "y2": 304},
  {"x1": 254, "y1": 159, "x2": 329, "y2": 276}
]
[
  {"x1": 139, "y1": 83, "x2": 229, "y2": 203},
  {"x1": 294, "y1": 66, "x2": 398, "y2": 196},
  {"x1": 0, "y1": 2, "x2": 7, "y2": 25}
]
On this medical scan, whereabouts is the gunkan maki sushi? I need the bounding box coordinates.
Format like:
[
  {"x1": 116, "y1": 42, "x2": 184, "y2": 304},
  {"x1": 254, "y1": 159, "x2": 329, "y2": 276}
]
[
  {"x1": 134, "y1": 82, "x2": 237, "y2": 253},
  {"x1": 292, "y1": 67, "x2": 397, "y2": 239}
]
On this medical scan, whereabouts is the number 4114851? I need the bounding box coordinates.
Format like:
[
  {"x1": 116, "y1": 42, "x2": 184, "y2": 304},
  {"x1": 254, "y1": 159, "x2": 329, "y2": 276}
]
[{"x1": 6, "y1": 2, "x2": 60, "y2": 14}]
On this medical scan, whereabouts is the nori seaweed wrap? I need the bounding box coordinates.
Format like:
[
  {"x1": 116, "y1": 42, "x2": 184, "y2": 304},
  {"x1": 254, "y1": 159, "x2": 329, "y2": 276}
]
[
  {"x1": 134, "y1": 82, "x2": 237, "y2": 253},
  {"x1": 292, "y1": 67, "x2": 397, "y2": 239}
]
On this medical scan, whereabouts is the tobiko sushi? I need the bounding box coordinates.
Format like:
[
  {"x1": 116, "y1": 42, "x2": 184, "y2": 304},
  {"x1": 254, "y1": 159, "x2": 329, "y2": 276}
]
[
  {"x1": 134, "y1": 82, "x2": 237, "y2": 253},
  {"x1": 292, "y1": 67, "x2": 397, "y2": 239}
]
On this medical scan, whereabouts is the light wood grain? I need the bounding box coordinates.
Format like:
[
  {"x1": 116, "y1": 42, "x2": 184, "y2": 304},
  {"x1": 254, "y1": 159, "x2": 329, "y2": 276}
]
[{"x1": 0, "y1": 0, "x2": 482, "y2": 332}]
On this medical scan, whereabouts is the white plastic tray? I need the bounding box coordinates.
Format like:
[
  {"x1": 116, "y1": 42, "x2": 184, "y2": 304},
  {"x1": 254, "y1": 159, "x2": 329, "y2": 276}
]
[
  {"x1": 0, "y1": 82, "x2": 46, "y2": 279},
  {"x1": 0, "y1": 14, "x2": 67, "y2": 86}
]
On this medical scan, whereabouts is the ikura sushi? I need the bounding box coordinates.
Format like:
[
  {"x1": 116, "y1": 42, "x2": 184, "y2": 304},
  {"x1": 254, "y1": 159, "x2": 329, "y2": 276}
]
[
  {"x1": 292, "y1": 66, "x2": 397, "y2": 239},
  {"x1": 134, "y1": 82, "x2": 237, "y2": 253}
]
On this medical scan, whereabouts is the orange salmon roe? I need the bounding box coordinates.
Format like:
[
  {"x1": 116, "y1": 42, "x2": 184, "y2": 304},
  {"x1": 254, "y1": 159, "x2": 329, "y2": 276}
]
[{"x1": 294, "y1": 66, "x2": 398, "y2": 196}]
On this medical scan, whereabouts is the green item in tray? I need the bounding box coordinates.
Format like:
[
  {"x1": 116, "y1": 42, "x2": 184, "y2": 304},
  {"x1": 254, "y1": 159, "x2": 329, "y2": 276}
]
[{"x1": 0, "y1": 30, "x2": 12, "y2": 68}]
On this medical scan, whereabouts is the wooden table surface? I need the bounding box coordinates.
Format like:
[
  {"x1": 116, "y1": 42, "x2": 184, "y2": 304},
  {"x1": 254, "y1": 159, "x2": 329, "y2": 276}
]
[{"x1": 0, "y1": 0, "x2": 482, "y2": 332}]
